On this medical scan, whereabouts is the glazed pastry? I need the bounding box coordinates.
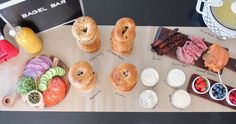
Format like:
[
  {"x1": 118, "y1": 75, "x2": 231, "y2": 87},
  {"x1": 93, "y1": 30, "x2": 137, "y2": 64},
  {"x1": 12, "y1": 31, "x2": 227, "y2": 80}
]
[
  {"x1": 203, "y1": 44, "x2": 229, "y2": 73},
  {"x1": 23, "y1": 55, "x2": 52, "y2": 79},
  {"x1": 110, "y1": 17, "x2": 136, "y2": 56},
  {"x1": 72, "y1": 16, "x2": 101, "y2": 52},
  {"x1": 68, "y1": 61, "x2": 96, "y2": 93},
  {"x1": 110, "y1": 63, "x2": 138, "y2": 92},
  {"x1": 39, "y1": 66, "x2": 65, "y2": 91}
]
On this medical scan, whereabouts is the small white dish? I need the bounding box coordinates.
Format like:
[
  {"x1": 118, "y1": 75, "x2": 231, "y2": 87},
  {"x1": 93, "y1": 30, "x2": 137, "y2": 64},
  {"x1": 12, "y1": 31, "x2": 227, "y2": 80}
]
[
  {"x1": 226, "y1": 89, "x2": 236, "y2": 106},
  {"x1": 209, "y1": 83, "x2": 228, "y2": 101},
  {"x1": 139, "y1": 90, "x2": 158, "y2": 109},
  {"x1": 171, "y1": 90, "x2": 191, "y2": 110},
  {"x1": 26, "y1": 90, "x2": 44, "y2": 108},
  {"x1": 141, "y1": 68, "x2": 159, "y2": 87},
  {"x1": 167, "y1": 68, "x2": 185, "y2": 88},
  {"x1": 192, "y1": 76, "x2": 210, "y2": 94}
]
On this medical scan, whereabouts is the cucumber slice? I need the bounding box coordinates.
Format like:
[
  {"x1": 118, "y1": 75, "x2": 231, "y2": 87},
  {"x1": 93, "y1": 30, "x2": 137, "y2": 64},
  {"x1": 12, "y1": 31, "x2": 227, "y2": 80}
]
[
  {"x1": 40, "y1": 76, "x2": 47, "y2": 82},
  {"x1": 39, "y1": 83, "x2": 47, "y2": 91},
  {"x1": 46, "y1": 70, "x2": 53, "y2": 79},
  {"x1": 57, "y1": 67, "x2": 65, "y2": 76},
  {"x1": 41, "y1": 80, "x2": 48, "y2": 85},
  {"x1": 50, "y1": 68, "x2": 57, "y2": 77}
]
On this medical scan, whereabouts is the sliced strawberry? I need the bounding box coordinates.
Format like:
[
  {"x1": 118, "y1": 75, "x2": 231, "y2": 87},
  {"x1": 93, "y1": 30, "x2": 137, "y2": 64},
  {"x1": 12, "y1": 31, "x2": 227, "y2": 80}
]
[
  {"x1": 200, "y1": 88, "x2": 206, "y2": 92},
  {"x1": 198, "y1": 82, "x2": 207, "y2": 88},
  {"x1": 196, "y1": 77, "x2": 204, "y2": 83}
]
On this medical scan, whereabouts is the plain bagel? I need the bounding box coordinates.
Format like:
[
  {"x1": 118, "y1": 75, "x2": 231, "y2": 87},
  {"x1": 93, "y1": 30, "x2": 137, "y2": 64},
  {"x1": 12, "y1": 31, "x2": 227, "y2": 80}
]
[
  {"x1": 110, "y1": 63, "x2": 138, "y2": 92},
  {"x1": 68, "y1": 61, "x2": 94, "y2": 88},
  {"x1": 114, "y1": 17, "x2": 136, "y2": 43}
]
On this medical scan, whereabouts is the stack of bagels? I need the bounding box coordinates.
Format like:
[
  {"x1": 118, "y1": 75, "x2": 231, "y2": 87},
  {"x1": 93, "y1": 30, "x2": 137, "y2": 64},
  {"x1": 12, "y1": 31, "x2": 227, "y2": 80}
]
[
  {"x1": 68, "y1": 61, "x2": 96, "y2": 93},
  {"x1": 111, "y1": 17, "x2": 136, "y2": 56},
  {"x1": 110, "y1": 63, "x2": 138, "y2": 92},
  {"x1": 72, "y1": 16, "x2": 101, "y2": 53}
]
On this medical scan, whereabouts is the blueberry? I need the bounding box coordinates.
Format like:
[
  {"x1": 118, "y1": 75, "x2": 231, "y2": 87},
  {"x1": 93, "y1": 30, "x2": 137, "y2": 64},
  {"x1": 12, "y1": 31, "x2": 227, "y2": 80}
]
[
  {"x1": 212, "y1": 90, "x2": 215, "y2": 94},
  {"x1": 221, "y1": 94, "x2": 225, "y2": 98},
  {"x1": 219, "y1": 85, "x2": 223, "y2": 89},
  {"x1": 223, "y1": 92, "x2": 226, "y2": 96},
  {"x1": 223, "y1": 89, "x2": 226, "y2": 92},
  {"x1": 216, "y1": 88, "x2": 220, "y2": 92},
  {"x1": 219, "y1": 91, "x2": 222, "y2": 95},
  {"x1": 213, "y1": 86, "x2": 217, "y2": 90}
]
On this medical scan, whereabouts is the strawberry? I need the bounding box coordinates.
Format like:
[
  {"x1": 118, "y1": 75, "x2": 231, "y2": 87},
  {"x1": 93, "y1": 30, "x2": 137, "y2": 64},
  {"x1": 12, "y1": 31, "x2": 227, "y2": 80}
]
[
  {"x1": 200, "y1": 88, "x2": 206, "y2": 92},
  {"x1": 198, "y1": 82, "x2": 207, "y2": 88},
  {"x1": 195, "y1": 86, "x2": 200, "y2": 90},
  {"x1": 196, "y1": 77, "x2": 204, "y2": 84}
]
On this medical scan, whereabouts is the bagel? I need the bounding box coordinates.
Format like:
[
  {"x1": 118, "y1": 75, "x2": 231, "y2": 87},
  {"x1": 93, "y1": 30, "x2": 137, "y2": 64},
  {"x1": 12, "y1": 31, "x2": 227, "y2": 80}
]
[
  {"x1": 78, "y1": 30, "x2": 101, "y2": 53},
  {"x1": 78, "y1": 74, "x2": 96, "y2": 93},
  {"x1": 68, "y1": 61, "x2": 94, "y2": 88},
  {"x1": 110, "y1": 63, "x2": 138, "y2": 92},
  {"x1": 111, "y1": 39, "x2": 133, "y2": 56},
  {"x1": 114, "y1": 17, "x2": 136, "y2": 43},
  {"x1": 111, "y1": 30, "x2": 133, "y2": 52},
  {"x1": 72, "y1": 16, "x2": 98, "y2": 45}
]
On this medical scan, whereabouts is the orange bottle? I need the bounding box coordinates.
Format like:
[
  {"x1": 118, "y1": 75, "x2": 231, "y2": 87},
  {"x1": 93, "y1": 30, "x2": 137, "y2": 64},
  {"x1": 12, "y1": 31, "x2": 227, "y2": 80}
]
[{"x1": 10, "y1": 26, "x2": 43, "y2": 54}]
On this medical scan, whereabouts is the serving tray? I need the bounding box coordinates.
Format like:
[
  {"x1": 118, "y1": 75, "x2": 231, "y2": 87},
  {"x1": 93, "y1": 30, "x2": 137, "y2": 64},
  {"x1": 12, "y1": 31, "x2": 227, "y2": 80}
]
[
  {"x1": 2, "y1": 55, "x2": 70, "y2": 108},
  {"x1": 187, "y1": 74, "x2": 236, "y2": 110},
  {"x1": 152, "y1": 27, "x2": 236, "y2": 73}
]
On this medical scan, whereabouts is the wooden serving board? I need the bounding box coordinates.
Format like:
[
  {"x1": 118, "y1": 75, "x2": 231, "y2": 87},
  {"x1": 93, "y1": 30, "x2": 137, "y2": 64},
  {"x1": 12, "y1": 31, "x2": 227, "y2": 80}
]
[
  {"x1": 187, "y1": 74, "x2": 236, "y2": 110},
  {"x1": 2, "y1": 55, "x2": 70, "y2": 108},
  {"x1": 154, "y1": 27, "x2": 236, "y2": 73}
]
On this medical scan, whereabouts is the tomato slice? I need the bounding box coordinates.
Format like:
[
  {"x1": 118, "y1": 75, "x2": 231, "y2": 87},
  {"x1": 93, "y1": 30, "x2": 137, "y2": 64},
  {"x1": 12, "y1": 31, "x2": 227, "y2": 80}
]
[{"x1": 43, "y1": 77, "x2": 67, "y2": 107}]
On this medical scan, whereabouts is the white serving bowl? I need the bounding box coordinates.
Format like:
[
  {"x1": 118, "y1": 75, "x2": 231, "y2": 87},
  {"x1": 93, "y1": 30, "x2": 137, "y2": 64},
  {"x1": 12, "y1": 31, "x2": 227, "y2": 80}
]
[
  {"x1": 192, "y1": 76, "x2": 210, "y2": 94},
  {"x1": 196, "y1": 0, "x2": 236, "y2": 39},
  {"x1": 226, "y1": 89, "x2": 236, "y2": 106},
  {"x1": 209, "y1": 83, "x2": 228, "y2": 101}
]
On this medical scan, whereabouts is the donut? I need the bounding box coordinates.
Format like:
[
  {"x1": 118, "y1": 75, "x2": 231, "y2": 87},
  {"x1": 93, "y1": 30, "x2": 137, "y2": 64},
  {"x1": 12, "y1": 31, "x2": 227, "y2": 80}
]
[
  {"x1": 110, "y1": 63, "x2": 138, "y2": 92},
  {"x1": 68, "y1": 61, "x2": 94, "y2": 88},
  {"x1": 72, "y1": 16, "x2": 98, "y2": 45},
  {"x1": 114, "y1": 17, "x2": 136, "y2": 43}
]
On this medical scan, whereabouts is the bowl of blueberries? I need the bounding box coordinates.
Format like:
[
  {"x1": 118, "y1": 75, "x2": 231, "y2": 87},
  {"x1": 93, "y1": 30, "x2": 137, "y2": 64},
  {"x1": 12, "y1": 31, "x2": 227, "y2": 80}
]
[{"x1": 209, "y1": 83, "x2": 228, "y2": 101}]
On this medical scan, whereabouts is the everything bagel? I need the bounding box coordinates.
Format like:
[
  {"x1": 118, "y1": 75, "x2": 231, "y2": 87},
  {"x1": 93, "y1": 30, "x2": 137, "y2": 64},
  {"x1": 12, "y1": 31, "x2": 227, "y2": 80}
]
[{"x1": 72, "y1": 16, "x2": 98, "y2": 45}]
